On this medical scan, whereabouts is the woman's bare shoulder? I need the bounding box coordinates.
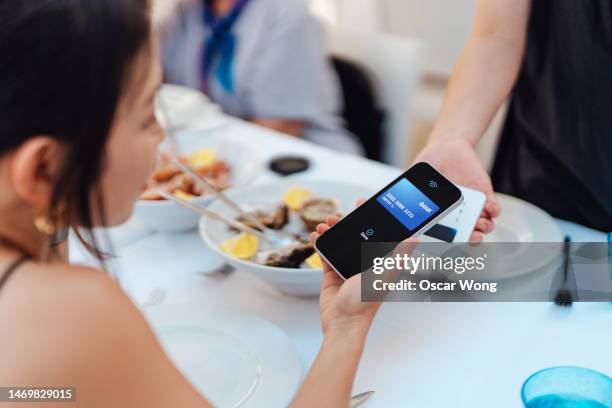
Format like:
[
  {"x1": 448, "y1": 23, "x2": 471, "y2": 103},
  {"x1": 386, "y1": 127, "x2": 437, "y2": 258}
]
[
  {"x1": 1, "y1": 262, "x2": 133, "y2": 325},
  {"x1": 0, "y1": 262, "x2": 206, "y2": 407},
  {"x1": 0, "y1": 262, "x2": 143, "y2": 364}
]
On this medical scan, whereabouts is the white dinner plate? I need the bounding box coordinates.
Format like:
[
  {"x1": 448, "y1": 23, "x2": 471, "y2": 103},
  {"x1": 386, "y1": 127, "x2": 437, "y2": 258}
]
[
  {"x1": 483, "y1": 194, "x2": 563, "y2": 243},
  {"x1": 143, "y1": 305, "x2": 302, "y2": 407},
  {"x1": 476, "y1": 193, "x2": 564, "y2": 280}
]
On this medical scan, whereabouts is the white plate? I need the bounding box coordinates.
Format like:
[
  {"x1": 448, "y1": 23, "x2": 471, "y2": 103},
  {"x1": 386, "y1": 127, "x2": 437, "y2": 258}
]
[
  {"x1": 143, "y1": 305, "x2": 301, "y2": 408},
  {"x1": 133, "y1": 130, "x2": 262, "y2": 232},
  {"x1": 484, "y1": 194, "x2": 563, "y2": 243},
  {"x1": 157, "y1": 84, "x2": 230, "y2": 132},
  {"x1": 476, "y1": 193, "x2": 564, "y2": 279},
  {"x1": 200, "y1": 179, "x2": 374, "y2": 296}
]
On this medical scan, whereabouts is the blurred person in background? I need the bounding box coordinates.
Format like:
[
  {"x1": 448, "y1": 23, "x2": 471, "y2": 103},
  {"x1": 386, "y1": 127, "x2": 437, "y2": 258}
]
[
  {"x1": 416, "y1": 0, "x2": 612, "y2": 240},
  {"x1": 0, "y1": 1, "x2": 396, "y2": 406},
  {"x1": 158, "y1": 0, "x2": 364, "y2": 155}
]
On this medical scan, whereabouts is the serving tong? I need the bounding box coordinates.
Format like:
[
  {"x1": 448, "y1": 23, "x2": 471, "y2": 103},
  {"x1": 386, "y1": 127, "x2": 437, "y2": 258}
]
[{"x1": 156, "y1": 93, "x2": 306, "y2": 247}]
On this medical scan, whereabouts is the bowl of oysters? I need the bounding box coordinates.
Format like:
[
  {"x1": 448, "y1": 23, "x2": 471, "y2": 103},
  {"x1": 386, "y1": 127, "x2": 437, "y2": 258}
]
[{"x1": 199, "y1": 179, "x2": 373, "y2": 296}]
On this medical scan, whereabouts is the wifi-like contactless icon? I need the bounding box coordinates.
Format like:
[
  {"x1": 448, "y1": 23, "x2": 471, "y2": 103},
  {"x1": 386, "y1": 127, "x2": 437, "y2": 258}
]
[
  {"x1": 428, "y1": 180, "x2": 438, "y2": 189},
  {"x1": 365, "y1": 228, "x2": 375, "y2": 237}
]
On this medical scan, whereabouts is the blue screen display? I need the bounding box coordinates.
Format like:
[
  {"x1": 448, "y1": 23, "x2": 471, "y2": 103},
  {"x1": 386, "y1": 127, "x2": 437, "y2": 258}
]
[{"x1": 376, "y1": 178, "x2": 440, "y2": 231}]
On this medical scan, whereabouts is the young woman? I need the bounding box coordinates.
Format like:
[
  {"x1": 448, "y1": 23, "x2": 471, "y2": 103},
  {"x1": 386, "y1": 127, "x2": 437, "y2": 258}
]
[
  {"x1": 0, "y1": 1, "x2": 386, "y2": 406},
  {"x1": 158, "y1": 0, "x2": 364, "y2": 155}
]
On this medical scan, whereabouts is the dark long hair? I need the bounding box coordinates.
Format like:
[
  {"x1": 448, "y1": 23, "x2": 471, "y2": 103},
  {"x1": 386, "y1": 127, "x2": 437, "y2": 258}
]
[{"x1": 0, "y1": 0, "x2": 150, "y2": 258}]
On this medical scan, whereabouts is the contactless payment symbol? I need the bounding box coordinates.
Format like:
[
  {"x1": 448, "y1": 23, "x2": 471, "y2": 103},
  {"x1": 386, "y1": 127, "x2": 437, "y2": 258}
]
[{"x1": 376, "y1": 178, "x2": 440, "y2": 231}]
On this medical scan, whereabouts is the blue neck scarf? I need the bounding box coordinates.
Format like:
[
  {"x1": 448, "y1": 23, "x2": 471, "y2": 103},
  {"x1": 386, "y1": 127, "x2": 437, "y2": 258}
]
[{"x1": 201, "y1": 0, "x2": 250, "y2": 95}]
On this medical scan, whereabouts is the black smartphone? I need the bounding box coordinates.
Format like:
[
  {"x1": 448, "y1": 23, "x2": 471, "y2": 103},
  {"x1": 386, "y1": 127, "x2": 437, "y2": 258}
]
[{"x1": 314, "y1": 162, "x2": 463, "y2": 279}]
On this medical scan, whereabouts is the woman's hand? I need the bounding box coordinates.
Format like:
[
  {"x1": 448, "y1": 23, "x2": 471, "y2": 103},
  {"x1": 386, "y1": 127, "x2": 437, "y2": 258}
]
[
  {"x1": 414, "y1": 138, "x2": 501, "y2": 242},
  {"x1": 310, "y1": 216, "x2": 378, "y2": 336},
  {"x1": 295, "y1": 213, "x2": 417, "y2": 408},
  {"x1": 310, "y1": 215, "x2": 417, "y2": 336}
]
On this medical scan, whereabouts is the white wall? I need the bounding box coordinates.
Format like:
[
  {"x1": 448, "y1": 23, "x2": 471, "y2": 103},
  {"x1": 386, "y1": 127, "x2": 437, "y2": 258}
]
[
  {"x1": 309, "y1": 0, "x2": 338, "y2": 26},
  {"x1": 383, "y1": 0, "x2": 476, "y2": 76},
  {"x1": 311, "y1": 0, "x2": 385, "y2": 32},
  {"x1": 335, "y1": 0, "x2": 385, "y2": 31},
  {"x1": 309, "y1": 0, "x2": 503, "y2": 167},
  {"x1": 311, "y1": 0, "x2": 476, "y2": 76}
]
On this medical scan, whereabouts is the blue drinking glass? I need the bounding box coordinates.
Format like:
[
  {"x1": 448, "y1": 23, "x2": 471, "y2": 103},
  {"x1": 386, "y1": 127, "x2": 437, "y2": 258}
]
[{"x1": 522, "y1": 366, "x2": 612, "y2": 408}]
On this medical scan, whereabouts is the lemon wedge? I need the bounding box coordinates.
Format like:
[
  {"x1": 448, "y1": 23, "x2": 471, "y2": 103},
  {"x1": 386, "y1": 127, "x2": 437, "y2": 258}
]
[
  {"x1": 173, "y1": 190, "x2": 196, "y2": 201},
  {"x1": 190, "y1": 148, "x2": 217, "y2": 167},
  {"x1": 220, "y1": 233, "x2": 259, "y2": 260},
  {"x1": 305, "y1": 252, "x2": 323, "y2": 269},
  {"x1": 283, "y1": 187, "x2": 313, "y2": 211}
]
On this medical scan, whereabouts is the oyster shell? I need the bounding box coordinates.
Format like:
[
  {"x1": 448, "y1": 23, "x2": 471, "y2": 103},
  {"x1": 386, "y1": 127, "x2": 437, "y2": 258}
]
[
  {"x1": 255, "y1": 242, "x2": 314, "y2": 268},
  {"x1": 236, "y1": 203, "x2": 289, "y2": 230},
  {"x1": 300, "y1": 198, "x2": 341, "y2": 231}
]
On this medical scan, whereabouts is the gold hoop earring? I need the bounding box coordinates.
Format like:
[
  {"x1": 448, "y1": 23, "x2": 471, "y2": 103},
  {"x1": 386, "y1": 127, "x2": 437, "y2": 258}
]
[
  {"x1": 34, "y1": 210, "x2": 58, "y2": 236},
  {"x1": 33, "y1": 203, "x2": 66, "y2": 237},
  {"x1": 33, "y1": 205, "x2": 68, "y2": 261}
]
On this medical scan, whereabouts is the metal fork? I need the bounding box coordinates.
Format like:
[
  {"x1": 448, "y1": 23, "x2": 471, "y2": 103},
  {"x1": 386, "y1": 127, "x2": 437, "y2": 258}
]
[
  {"x1": 200, "y1": 264, "x2": 235, "y2": 279},
  {"x1": 350, "y1": 391, "x2": 375, "y2": 407},
  {"x1": 141, "y1": 288, "x2": 167, "y2": 307}
]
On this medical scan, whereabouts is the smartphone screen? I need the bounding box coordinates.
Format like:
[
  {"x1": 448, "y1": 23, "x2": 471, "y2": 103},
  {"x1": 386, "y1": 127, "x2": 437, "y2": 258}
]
[{"x1": 314, "y1": 162, "x2": 463, "y2": 279}]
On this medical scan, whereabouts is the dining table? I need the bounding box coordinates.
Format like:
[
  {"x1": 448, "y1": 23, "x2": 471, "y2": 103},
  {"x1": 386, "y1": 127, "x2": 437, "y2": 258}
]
[{"x1": 70, "y1": 113, "x2": 612, "y2": 408}]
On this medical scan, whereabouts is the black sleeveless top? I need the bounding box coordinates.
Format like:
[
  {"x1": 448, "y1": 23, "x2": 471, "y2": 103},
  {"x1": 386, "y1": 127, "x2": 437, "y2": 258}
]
[{"x1": 491, "y1": 0, "x2": 612, "y2": 231}]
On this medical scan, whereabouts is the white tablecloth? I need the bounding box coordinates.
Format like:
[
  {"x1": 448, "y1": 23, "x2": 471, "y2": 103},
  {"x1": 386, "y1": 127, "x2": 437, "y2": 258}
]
[{"x1": 71, "y1": 119, "x2": 612, "y2": 408}]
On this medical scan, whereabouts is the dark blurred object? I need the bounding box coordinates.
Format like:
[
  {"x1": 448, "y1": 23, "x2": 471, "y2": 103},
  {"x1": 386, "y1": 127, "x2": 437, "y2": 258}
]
[
  {"x1": 331, "y1": 57, "x2": 385, "y2": 161},
  {"x1": 554, "y1": 236, "x2": 573, "y2": 307},
  {"x1": 269, "y1": 156, "x2": 310, "y2": 176}
]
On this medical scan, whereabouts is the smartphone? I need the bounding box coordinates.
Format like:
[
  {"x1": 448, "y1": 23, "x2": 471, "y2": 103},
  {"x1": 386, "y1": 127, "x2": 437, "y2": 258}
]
[{"x1": 314, "y1": 162, "x2": 463, "y2": 279}]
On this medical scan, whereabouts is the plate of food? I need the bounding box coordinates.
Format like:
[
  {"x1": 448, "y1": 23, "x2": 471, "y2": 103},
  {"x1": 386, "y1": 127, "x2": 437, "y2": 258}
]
[
  {"x1": 133, "y1": 131, "x2": 262, "y2": 232},
  {"x1": 199, "y1": 179, "x2": 374, "y2": 296}
]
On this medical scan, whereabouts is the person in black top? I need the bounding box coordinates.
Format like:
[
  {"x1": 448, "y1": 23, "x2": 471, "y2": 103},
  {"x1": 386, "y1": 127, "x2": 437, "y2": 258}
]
[{"x1": 416, "y1": 0, "x2": 612, "y2": 240}]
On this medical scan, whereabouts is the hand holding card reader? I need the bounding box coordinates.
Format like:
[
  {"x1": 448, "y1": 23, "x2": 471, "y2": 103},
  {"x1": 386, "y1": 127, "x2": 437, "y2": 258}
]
[
  {"x1": 314, "y1": 162, "x2": 463, "y2": 280},
  {"x1": 423, "y1": 185, "x2": 486, "y2": 243}
]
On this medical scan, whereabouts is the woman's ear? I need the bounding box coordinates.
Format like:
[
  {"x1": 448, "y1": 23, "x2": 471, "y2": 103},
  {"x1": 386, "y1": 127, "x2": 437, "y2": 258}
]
[{"x1": 9, "y1": 136, "x2": 66, "y2": 210}]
